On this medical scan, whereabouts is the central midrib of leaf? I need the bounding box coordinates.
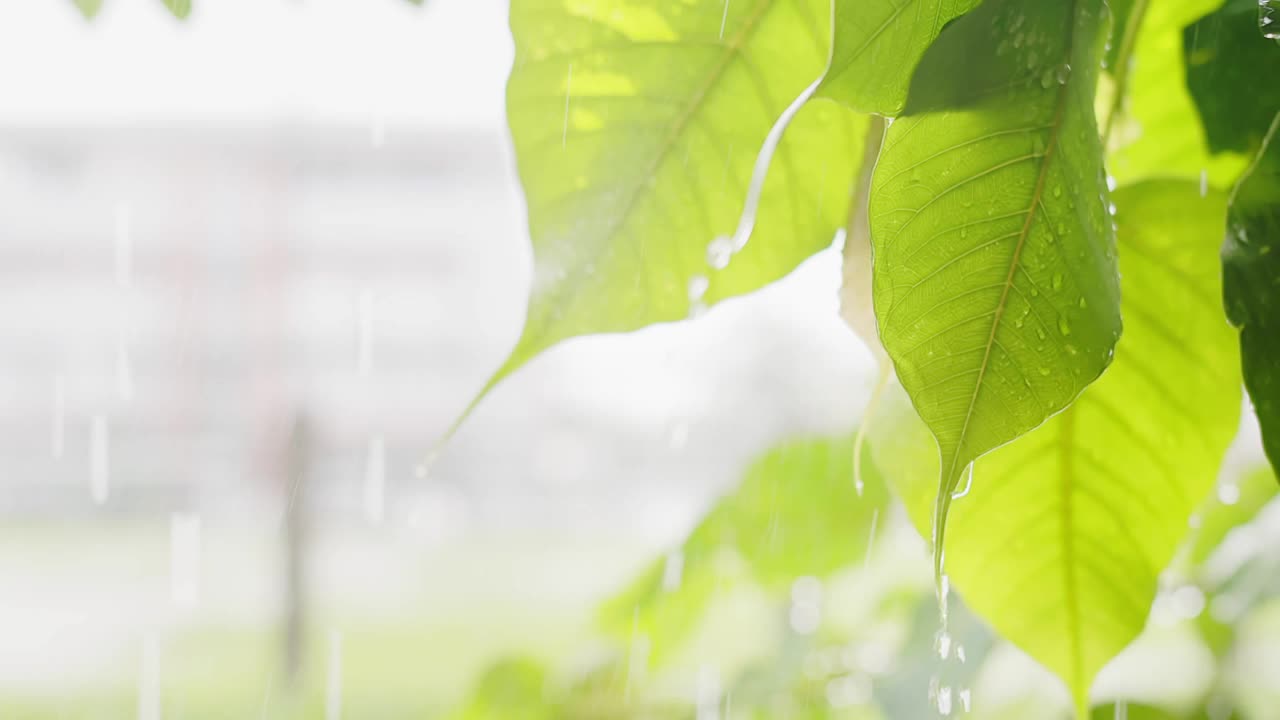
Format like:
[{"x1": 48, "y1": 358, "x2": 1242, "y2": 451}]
[
  {"x1": 531, "y1": 0, "x2": 776, "y2": 341},
  {"x1": 1058, "y1": 402, "x2": 1084, "y2": 710},
  {"x1": 940, "y1": 2, "x2": 1079, "y2": 513}
]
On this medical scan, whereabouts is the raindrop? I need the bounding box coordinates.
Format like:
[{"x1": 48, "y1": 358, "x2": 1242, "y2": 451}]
[
  {"x1": 1078, "y1": 297, "x2": 1088, "y2": 309},
  {"x1": 696, "y1": 665, "x2": 722, "y2": 720},
  {"x1": 1218, "y1": 481, "x2": 1241, "y2": 505},
  {"x1": 1261, "y1": 0, "x2": 1279, "y2": 39},
  {"x1": 138, "y1": 634, "x2": 161, "y2": 720},
  {"x1": 1057, "y1": 316, "x2": 1072, "y2": 336},
  {"x1": 1106, "y1": 175, "x2": 1117, "y2": 192},
  {"x1": 1055, "y1": 63, "x2": 1071, "y2": 84},
  {"x1": 935, "y1": 630, "x2": 953, "y2": 660},
  {"x1": 688, "y1": 275, "x2": 709, "y2": 302},
  {"x1": 951, "y1": 464, "x2": 974, "y2": 500},
  {"x1": 937, "y1": 685, "x2": 953, "y2": 715},
  {"x1": 1052, "y1": 185, "x2": 1063, "y2": 198},
  {"x1": 561, "y1": 63, "x2": 573, "y2": 149},
  {"x1": 1115, "y1": 701, "x2": 1128, "y2": 720},
  {"x1": 706, "y1": 235, "x2": 733, "y2": 269},
  {"x1": 864, "y1": 509, "x2": 879, "y2": 568},
  {"x1": 956, "y1": 645, "x2": 967, "y2": 663},
  {"x1": 1039, "y1": 67, "x2": 1056, "y2": 89},
  {"x1": 170, "y1": 512, "x2": 202, "y2": 610},
  {"x1": 364, "y1": 435, "x2": 386, "y2": 525},
  {"x1": 1051, "y1": 272, "x2": 1064, "y2": 290},
  {"x1": 1108, "y1": 202, "x2": 1118, "y2": 216},
  {"x1": 1200, "y1": 169, "x2": 1209, "y2": 197},
  {"x1": 1035, "y1": 327, "x2": 1047, "y2": 340},
  {"x1": 720, "y1": 0, "x2": 731, "y2": 39},
  {"x1": 662, "y1": 550, "x2": 684, "y2": 591},
  {"x1": 1038, "y1": 366, "x2": 1051, "y2": 376},
  {"x1": 327, "y1": 630, "x2": 343, "y2": 720},
  {"x1": 52, "y1": 374, "x2": 66, "y2": 459},
  {"x1": 959, "y1": 688, "x2": 972, "y2": 712},
  {"x1": 90, "y1": 414, "x2": 109, "y2": 505}
]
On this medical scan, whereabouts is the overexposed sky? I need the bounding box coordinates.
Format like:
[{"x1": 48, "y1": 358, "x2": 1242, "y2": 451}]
[{"x1": 0, "y1": 0, "x2": 512, "y2": 128}]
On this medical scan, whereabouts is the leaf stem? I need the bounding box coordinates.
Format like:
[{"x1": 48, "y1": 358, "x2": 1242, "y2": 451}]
[{"x1": 1101, "y1": 0, "x2": 1150, "y2": 148}]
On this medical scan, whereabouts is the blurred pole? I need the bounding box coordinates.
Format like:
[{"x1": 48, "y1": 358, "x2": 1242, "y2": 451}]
[{"x1": 283, "y1": 413, "x2": 311, "y2": 688}]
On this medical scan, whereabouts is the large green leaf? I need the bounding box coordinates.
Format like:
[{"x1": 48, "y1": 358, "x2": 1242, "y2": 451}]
[
  {"x1": 869, "y1": 0, "x2": 1121, "y2": 572},
  {"x1": 71, "y1": 0, "x2": 104, "y2": 19},
  {"x1": 483, "y1": 1, "x2": 866, "y2": 407},
  {"x1": 600, "y1": 433, "x2": 890, "y2": 663},
  {"x1": 818, "y1": 0, "x2": 981, "y2": 115},
  {"x1": 1224, "y1": 113, "x2": 1280, "y2": 479},
  {"x1": 1104, "y1": 0, "x2": 1247, "y2": 186},
  {"x1": 1184, "y1": 0, "x2": 1280, "y2": 155},
  {"x1": 873, "y1": 181, "x2": 1241, "y2": 715}
]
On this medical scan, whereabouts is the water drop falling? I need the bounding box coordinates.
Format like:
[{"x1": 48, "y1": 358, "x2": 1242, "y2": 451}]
[
  {"x1": 661, "y1": 549, "x2": 684, "y2": 591},
  {"x1": 364, "y1": 435, "x2": 386, "y2": 525},
  {"x1": 1261, "y1": 0, "x2": 1279, "y2": 39},
  {"x1": 959, "y1": 688, "x2": 972, "y2": 712},
  {"x1": 52, "y1": 375, "x2": 66, "y2": 459},
  {"x1": 138, "y1": 633, "x2": 161, "y2": 720},
  {"x1": 327, "y1": 630, "x2": 343, "y2": 720},
  {"x1": 727, "y1": 73, "x2": 826, "y2": 253},
  {"x1": 561, "y1": 63, "x2": 573, "y2": 149},
  {"x1": 1115, "y1": 700, "x2": 1128, "y2": 720},
  {"x1": 950, "y1": 464, "x2": 974, "y2": 500},
  {"x1": 90, "y1": 414, "x2": 109, "y2": 505},
  {"x1": 170, "y1": 512, "x2": 202, "y2": 610},
  {"x1": 935, "y1": 630, "x2": 953, "y2": 660},
  {"x1": 1218, "y1": 481, "x2": 1241, "y2": 505},
  {"x1": 719, "y1": 0, "x2": 731, "y2": 39},
  {"x1": 705, "y1": 235, "x2": 733, "y2": 270},
  {"x1": 864, "y1": 509, "x2": 879, "y2": 568},
  {"x1": 937, "y1": 685, "x2": 953, "y2": 715},
  {"x1": 1200, "y1": 169, "x2": 1209, "y2": 197},
  {"x1": 1106, "y1": 175, "x2": 1118, "y2": 192}
]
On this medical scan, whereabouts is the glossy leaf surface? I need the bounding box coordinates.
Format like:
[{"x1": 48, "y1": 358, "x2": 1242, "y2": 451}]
[
  {"x1": 870, "y1": 0, "x2": 1120, "y2": 564},
  {"x1": 874, "y1": 181, "x2": 1241, "y2": 713},
  {"x1": 1224, "y1": 114, "x2": 1280, "y2": 479},
  {"x1": 1184, "y1": 0, "x2": 1280, "y2": 154},
  {"x1": 818, "y1": 0, "x2": 980, "y2": 115},
  {"x1": 490, "y1": 1, "x2": 866, "y2": 400}
]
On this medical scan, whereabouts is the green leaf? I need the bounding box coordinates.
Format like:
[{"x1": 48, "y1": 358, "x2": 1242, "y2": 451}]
[
  {"x1": 71, "y1": 0, "x2": 104, "y2": 20},
  {"x1": 869, "y1": 0, "x2": 1121, "y2": 576},
  {"x1": 160, "y1": 0, "x2": 190, "y2": 19},
  {"x1": 873, "y1": 180, "x2": 1241, "y2": 715},
  {"x1": 1224, "y1": 113, "x2": 1280, "y2": 480},
  {"x1": 601, "y1": 433, "x2": 890, "y2": 663},
  {"x1": 1104, "y1": 0, "x2": 1247, "y2": 186},
  {"x1": 446, "y1": 656, "x2": 557, "y2": 720},
  {"x1": 482, "y1": 1, "x2": 867, "y2": 410},
  {"x1": 817, "y1": 0, "x2": 981, "y2": 115},
  {"x1": 1184, "y1": 0, "x2": 1280, "y2": 155}
]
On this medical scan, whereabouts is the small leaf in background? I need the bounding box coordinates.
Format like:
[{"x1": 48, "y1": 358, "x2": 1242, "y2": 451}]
[
  {"x1": 1184, "y1": 0, "x2": 1280, "y2": 155},
  {"x1": 874, "y1": 181, "x2": 1241, "y2": 716},
  {"x1": 446, "y1": 656, "x2": 558, "y2": 720},
  {"x1": 818, "y1": 0, "x2": 981, "y2": 115},
  {"x1": 869, "y1": 0, "x2": 1120, "y2": 573},
  {"x1": 1223, "y1": 113, "x2": 1280, "y2": 480},
  {"x1": 1184, "y1": 467, "x2": 1279, "y2": 575},
  {"x1": 160, "y1": 0, "x2": 191, "y2": 19},
  {"x1": 71, "y1": 0, "x2": 104, "y2": 20},
  {"x1": 1104, "y1": 0, "x2": 1246, "y2": 186},
  {"x1": 600, "y1": 433, "x2": 891, "y2": 664},
  {"x1": 481, "y1": 0, "x2": 867, "y2": 409}
]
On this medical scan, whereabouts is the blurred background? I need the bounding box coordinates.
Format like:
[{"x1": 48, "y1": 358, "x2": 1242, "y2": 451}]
[{"x1": 1, "y1": 1, "x2": 1278, "y2": 719}]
